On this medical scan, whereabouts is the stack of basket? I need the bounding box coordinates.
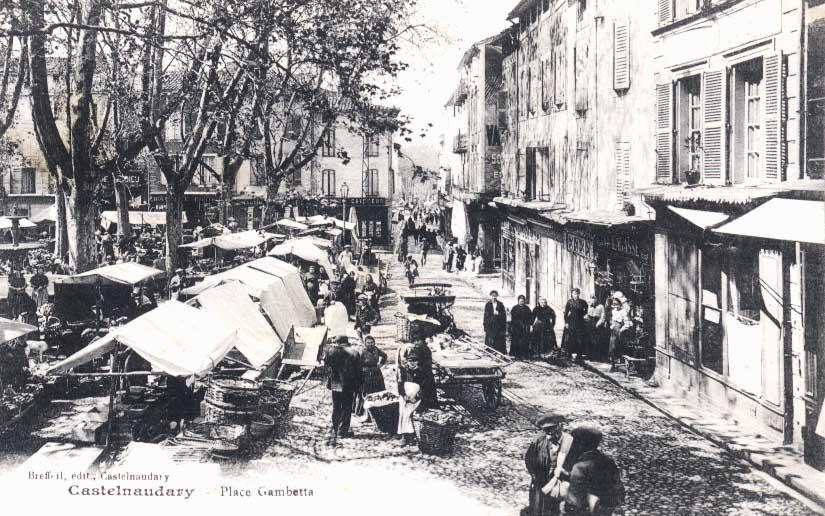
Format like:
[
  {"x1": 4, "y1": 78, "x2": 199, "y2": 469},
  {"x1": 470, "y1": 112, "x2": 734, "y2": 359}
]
[
  {"x1": 202, "y1": 376, "x2": 260, "y2": 425},
  {"x1": 258, "y1": 380, "x2": 297, "y2": 433}
]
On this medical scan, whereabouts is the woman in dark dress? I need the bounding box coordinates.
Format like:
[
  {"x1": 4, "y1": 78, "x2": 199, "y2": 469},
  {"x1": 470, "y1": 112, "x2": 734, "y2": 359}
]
[
  {"x1": 532, "y1": 298, "x2": 557, "y2": 356},
  {"x1": 510, "y1": 295, "x2": 534, "y2": 359},
  {"x1": 353, "y1": 335, "x2": 388, "y2": 417}
]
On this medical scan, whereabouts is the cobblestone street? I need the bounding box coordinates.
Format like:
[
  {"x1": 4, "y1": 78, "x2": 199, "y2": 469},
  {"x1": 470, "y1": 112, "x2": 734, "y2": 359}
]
[{"x1": 252, "y1": 248, "x2": 822, "y2": 516}]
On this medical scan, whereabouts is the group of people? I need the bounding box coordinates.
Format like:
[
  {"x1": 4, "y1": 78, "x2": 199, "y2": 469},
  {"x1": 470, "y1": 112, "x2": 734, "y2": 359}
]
[
  {"x1": 524, "y1": 415, "x2": 625, "y2": 516},
  {"x1": 440, "y1": 237, "x2": 484, "y2": 275},
  {"x1": 483, "y1": 290, "x2": 557, "y2": 359},
  {"x1": 483, "y1": 287, "x2": 646, "y2": 367}
]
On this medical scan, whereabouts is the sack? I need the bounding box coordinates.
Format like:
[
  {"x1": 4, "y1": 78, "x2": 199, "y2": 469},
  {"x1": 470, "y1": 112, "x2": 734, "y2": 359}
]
[
  {"x1": 588, "y1": 494, "x2": 618, "y2": 516},
  {"x1": 541, "y1": 476, "x2": 569, "y2": 499}
]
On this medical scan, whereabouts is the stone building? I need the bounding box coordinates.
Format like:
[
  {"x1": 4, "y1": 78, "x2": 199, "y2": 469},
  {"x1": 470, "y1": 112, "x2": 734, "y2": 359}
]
[
  {"x1": 640, "y1": 0, "x2": 825, "y2": 470},
  {"x1": 444, "y1": 33, "x2": 508, "y2": 270},
  {"x1": 494, "y1": 0, "x2": 656, "y2": 311}
]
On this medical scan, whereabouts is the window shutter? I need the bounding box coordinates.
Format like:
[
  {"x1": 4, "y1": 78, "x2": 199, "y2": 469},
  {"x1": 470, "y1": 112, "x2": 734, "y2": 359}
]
[
  {"x1": 656, "y1": 82, "x2": 673, "y2": 183},
  {"x1": 702, "y1": 70, "x2": 726, "y2": 185},
  {"x1": 763, "y1": 53, "x2": 784, "y2": 183},
  {"x1": 575, "y1": 43, "x2": 589, "y2": 111},
  {"x1": 658, "y1": 0, "x2": 672, "y2": 26},
  {"x1": 613, "y1": 20, "x2": 630, "y2": 90},
  {"x1": 616, "y1": 142, "x2": 631, "y2": 210}
]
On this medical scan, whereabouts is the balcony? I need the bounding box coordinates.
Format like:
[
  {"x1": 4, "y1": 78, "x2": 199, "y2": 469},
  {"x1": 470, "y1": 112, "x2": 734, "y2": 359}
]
[{"x1": 453, "y1": 134, "x2": 468, "y2": 154}]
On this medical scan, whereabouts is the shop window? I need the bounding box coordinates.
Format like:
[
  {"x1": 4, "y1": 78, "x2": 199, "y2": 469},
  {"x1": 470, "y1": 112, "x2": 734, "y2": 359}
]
[
  {"x1": 727, "y1": 245, "x2": 761, "y2": 323},
  {"x1": 675, "y1": 75, "x2": 702, "y2": 184},
  {"x1": 731, "y1": 58, "x2": 763, "y2": 184},
  {"x1": 9, "y1": 167, "x2": 35, "y2": 195}
]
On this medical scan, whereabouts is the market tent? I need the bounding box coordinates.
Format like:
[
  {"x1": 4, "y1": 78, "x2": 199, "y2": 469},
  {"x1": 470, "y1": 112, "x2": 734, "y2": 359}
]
[
  {"x1": 0, "y1": 318, "x2": 37, "y2": 344},
  {"x1": 195, "y1": 282, "x2": 282, "y2": 367},
  {"x1": 258, "y1": 280, "x2": 317, "y2": 341},
  {"x1": 271, "y1": 219, "x2": 308, "y2": 231},
  {"x1": 100, "y1": 210, "x2": 187, "y2": 228},
  {"x1": 330, "y1": 217, "x2": 356, "y2": 231},
  {"x1": 179, "y1": 237, "x2": 215, "y2": 249},
  {"x1": 268, "y1": 238, "x2": 335, "y2": 278},
  {"x1": 244, "y1": 256, "x2": 300, "y2": 277},
  {"x1": 181, "y1": 267, "x2": 278, "y2": 298},
  {"x1": 211, "y1": 230, "x2": 279, "y2": 250},
  {"x1": 30, "y1": 204, "x2": 57, "y2": 224},
  {"x1": 61, "y1": 262, "x2": 164, "y2": 286},
  {"x1": 0, "y1": 217, "x2": 37, "y2": 229},
  {"x1": 48, "y1": 301, "x2": 237, "y2": 376}
]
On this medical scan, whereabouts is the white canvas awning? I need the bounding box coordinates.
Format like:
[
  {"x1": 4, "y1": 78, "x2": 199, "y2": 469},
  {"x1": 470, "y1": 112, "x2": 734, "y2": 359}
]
[
  {"x1": 273, "y1": 219, "x2": 309, "y2": 231},
  {"x1": 0, "y1": 318, "x2": 37, "y2": 344},
  {"x1": 30, "y1": 204, "x2": 57, "y2": 224},
  {"x1": 714, "y1": 198, "x2": 825, "y2": 245},
  {"x1": 668, "y1": 206, "x2": 730, "y2": 230},
  {"x1": 0, "y1": 217, "x2": 36, "y2": 229},
  {"x1": 48, "y1": 301, "x2": 237, "y2": 376},
  {"x1": 196, "y1": 282, "x2": 282, "y2": 367},
  {"x1": 267, "y1": 238, "x2": 335, "y2": 278},
  {"x1": 61, "y1": 262, "x2": 164, "y2": 286},
  {"x1": 100, "y1": 211, "x2": 187, "y2": 228},
  {"x1": 212, "y1": 230, "x2": 279, "y2": 250}
]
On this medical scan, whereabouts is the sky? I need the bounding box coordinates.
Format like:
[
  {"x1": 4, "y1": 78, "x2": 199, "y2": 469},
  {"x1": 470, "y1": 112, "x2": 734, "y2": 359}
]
[{"x1": 388, "y1": 0, "x2": 514, "y2": 168}]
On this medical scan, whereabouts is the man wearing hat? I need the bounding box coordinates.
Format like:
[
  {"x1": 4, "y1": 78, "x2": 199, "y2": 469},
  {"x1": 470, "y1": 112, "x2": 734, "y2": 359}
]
[
  {"x1": 324, "y1": 336, "x2": 361, "y2": 445},
  {"x1": 354, "y1": 294, "x2": 378, "y2": 339},
  {"x1": 524, "y1": 414, "x2": 566, "y2": 516},
  {"x1": 562, "y1": 427, "x2": 624, "y2": 516},
  {"x1": 338, "y1": 244, "x2": 354, "y2": 271},
  {"x1": 169, "y1": 268, "x2": 186, "y2": 301},
  {"x1": 484, "y1": 290, "x2": 507, "y2": 354}
]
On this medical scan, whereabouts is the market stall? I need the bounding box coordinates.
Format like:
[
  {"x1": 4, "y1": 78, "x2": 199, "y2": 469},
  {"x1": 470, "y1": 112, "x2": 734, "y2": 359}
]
[
  {"x1": 0, "y1": 318, "x2": 46, "y2": 433},
  {"x1": 267, "y1": 238, "x2": 336, "y2": 279}
]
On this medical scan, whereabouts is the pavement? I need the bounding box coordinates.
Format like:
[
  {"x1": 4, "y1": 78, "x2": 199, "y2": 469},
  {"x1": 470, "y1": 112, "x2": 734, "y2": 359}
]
[{"x1": 251, "y1": 248, "x2": 824, "y2": 515}]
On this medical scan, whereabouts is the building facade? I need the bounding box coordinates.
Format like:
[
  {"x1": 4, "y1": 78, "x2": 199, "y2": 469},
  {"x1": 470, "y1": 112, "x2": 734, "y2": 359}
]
[
  {"x1": 495, "y1": 0, "x2": 656, "y2": 314},
  {"x1": 445, "y1": 35, "x2": 507, "y2": 270},
  {"x1": 643, "y1": 0, "x2": 825, "y2": 469}
]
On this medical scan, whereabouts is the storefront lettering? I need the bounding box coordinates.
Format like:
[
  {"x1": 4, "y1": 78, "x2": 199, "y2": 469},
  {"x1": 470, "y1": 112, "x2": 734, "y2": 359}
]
[
  {"x1": 565, "y1": 232, "x2": 594, "y2": 261},
  {"x1": 595, "y1": 233, "x2": 650, "y2": 263}
]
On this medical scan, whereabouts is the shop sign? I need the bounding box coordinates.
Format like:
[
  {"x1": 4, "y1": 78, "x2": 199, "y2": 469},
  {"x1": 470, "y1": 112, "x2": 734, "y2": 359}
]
[
  {"x1": 594, "y1": 233, "x2": 650, "y2": 263},
  {"x1": 565, "y1": 231, "x2": 594, "y2": 261}
]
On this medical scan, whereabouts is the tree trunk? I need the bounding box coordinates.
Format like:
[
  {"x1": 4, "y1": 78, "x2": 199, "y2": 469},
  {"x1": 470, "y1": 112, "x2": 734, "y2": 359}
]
[
  {"x1": 164, "y1": 186, "x2": 183, "y2": 273},
  {"x1": 55, "y1": 183, "x2": 69, "y2": 261},
  {"x1": 65, "y1": 181, "x2": 97, "y2": 272},
  {"x1": 113, "y1": 174, "x2": 132, "y2": 239}
]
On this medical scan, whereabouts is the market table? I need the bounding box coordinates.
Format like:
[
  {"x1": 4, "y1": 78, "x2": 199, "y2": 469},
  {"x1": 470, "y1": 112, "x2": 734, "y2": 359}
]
[{"x1": 430, "y1": 334, "x2": 511, "y2": 410}]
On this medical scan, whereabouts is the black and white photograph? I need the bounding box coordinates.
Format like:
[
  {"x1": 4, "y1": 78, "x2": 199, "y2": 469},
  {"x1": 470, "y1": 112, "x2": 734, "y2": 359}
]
[{"x1": 0, "y1": 0, "x2": 824, "y2": 514}]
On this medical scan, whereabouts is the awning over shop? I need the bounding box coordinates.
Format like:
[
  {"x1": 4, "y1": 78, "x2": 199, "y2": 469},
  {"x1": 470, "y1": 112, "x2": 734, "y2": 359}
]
[
  {"x1": 62, "y1": 262, "x2": 164, "y2": 286},
  {"x1": 271, "y1": 219, "x2": 309, "y2": 231},
  {"x1": 48, "y1": 301, "x2": 237, "y2": 376},
  {"x1": 713, "y1": 198, "x2": 825, "y2": 245},
  {"x1": 0, "y1": 217, "x2": 37, "y2": 229},
  {"x1": 195, "y1": 282, "x2": 282, "y2": 367},
  {"x1": 100, "y1": 211, "x2": 187, "y2": 228},
  {"x1": 667, "y1": 206, "x2": 730, "y2": 230},
  {"x1": 30, "y1": 204, "x2": 57, "y2": 224},
  {"x1": 0, "y1": 318, "x2": 37, "y2": 344}
]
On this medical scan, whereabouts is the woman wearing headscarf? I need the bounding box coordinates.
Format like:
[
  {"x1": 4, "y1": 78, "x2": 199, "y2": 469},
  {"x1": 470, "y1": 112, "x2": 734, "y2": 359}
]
[
  {"x1": 532, "y1": 298, "x2": 557, "y2": 356},
  {"x1": 510, "y1": 295, "x2": 534, "y2": 359}
]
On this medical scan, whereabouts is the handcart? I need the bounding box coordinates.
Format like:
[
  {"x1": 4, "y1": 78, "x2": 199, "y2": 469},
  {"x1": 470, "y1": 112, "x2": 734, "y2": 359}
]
[
  {"x1": 401, "y1": 283, "x2": 456, "y2": 332},
  {"x1": 430, "y1": 335, "x2": 511, "y2": 410}
]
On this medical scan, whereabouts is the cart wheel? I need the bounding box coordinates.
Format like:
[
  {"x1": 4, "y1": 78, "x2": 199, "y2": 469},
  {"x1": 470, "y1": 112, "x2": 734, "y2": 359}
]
[{"x1": 482, "y1": 380, "x2": 502, "y2": 410}]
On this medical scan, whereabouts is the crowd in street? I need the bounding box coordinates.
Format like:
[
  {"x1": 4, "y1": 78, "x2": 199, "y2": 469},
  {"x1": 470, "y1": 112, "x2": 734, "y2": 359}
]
[{"x1": 483, "y1": 288, "x2": 648, "y2": 370}]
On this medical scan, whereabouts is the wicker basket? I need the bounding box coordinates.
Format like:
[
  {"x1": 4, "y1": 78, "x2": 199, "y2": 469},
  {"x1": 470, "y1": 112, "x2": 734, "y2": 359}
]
[
  {"x1": 366, "y1": 400, "x2": 399, "y2": 435},
  {"x1": 206, "y1": 376, "x2": 260, "y2": 410},
  {"x1": 414, "y1": 417, "x2": 459, "y2": 455},
  {"x1": 249, "y1": 414, "x2": 275, "y2": 438},
  {"x1": 259, "y1": 380, "x2": 296, "y2": 422},
  {"x1": 395, "y1": 312, "x2": 411, "y2": 342},
  {"x1": 201, "y1": 400, "x2": 255, "y2": 425}
]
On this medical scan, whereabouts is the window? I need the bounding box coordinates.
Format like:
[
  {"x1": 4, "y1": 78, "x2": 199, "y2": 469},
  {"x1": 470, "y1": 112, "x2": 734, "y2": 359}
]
[
  {"x1": 322, "y1": 128, "x2": 336, "y2": 157},
  {"x1": 363, "y1": 168, "x2": 379, "y2": 197},
  {"x1": 615, "y1": 142, "x2": 631, "y2": 210},
  {"x1": 526, "y1": 67, "x2": 533, "y2": 115},
  {"x1": 574, "y1": 43, "x2": 588, "y2": 111},
  {"x1": 727, "y1": 245, "x2": 761, "y2": 323},
  {"x1": 321, "y1": 169, "x2": 336, "y2": 196},
  {"x1": 365, "y1": 135, "x2": 380, "y2": 157},
  {"x1": 675, "y1": 0, "x2": 702, "y2": 19},
  {"x1": 286, "y1": 115, "x2": 302, "y2": 139},
  {"x1": 578, "y1": 0, "x2": 587, "y2": 21},
  {"x1": 524, "y1": 147, "x2": 537, "y2": 200},
  {"x1": 9, "y1": 167, "x2": 35, "y2": 194},
  {"x1": 731, "y1": 58, "x2": 763, "y2": 184},
  {"x1": 193, "y1": 155, "x2": 219, "y2": 186},
  {"x1": 675, "y1": 75, "x2": 702, "y2": 183},
  {"x1": 554, "y1": 41, "x2": 566, "y2": 107}
]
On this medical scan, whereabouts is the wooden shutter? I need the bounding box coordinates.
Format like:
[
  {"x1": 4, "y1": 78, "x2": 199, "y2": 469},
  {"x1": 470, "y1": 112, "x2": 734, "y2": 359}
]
[
  {"x1": 763, "y1": 53, "x2": 784, "y2": 183},
  {"x1": 656, "y1": 82, "x2": 673, "y2": 183},
  {"x1": 613, "y1": 20, "x2": 630, "y2": 90},
  {"x1": 616, "y1": 142, "x2": 631, "y2": 210},
  {"x1": 575, "y1": 42, "x2": 589, "y2": 111},
  {"x1": 658, "y1": 0, "x2": 672, "y2": 26},
  {"x1": 702, "y1": 70, "x2": 726, "y2": 185}
]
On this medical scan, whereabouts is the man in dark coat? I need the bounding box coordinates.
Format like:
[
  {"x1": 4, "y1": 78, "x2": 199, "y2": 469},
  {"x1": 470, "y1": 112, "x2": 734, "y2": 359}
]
[
  {"x1": 510, "y1": 295, "x2": 535, "y2": 359},
  {"x1": 524, "y1": 414, "x2": 566, "y2": 516},
  {"x1": 563, "y1": 288, "x2": 589, "y2": 364},
  {"x1": 336, "y1": 271, "x2": 357, "y2": 318},
  {"x1": 324, "y1": 336, "x2": 361, "y2": 445},
  {"x1": 562, "y1": 427, "x2": 625, "y2": 516},
  {"x1": 484, "y1": 290, "x2": 507, "y2": 354}
]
